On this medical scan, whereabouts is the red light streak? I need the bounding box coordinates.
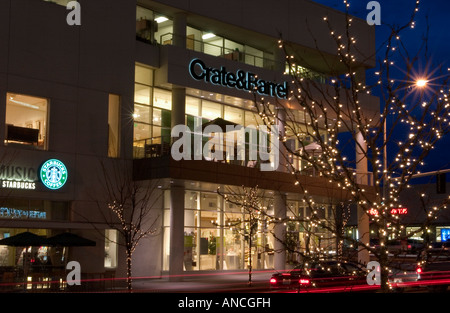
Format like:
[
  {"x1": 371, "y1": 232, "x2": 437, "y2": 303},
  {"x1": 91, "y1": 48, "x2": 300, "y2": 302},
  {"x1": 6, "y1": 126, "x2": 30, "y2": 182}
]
[{"x1": 0, "y1": 269, "x2": 448, "y2": 293}]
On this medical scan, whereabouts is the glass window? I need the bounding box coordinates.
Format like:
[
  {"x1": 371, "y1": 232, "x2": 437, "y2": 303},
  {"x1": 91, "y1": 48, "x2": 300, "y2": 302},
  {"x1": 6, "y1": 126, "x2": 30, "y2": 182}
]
[
  {"x1": 5, "y1": 93, "x2": 48, "y2": 150},
  {"x1": 152, "y1": 126, "x2": 161, "y2": 142},
  {"x1": 0, "y1": 228, "x2": 50, "y2": 268},
  {"x1": 104, "y1": 229, "x2": 118, "y2": 269},
  {"x1": 244, "y1": 110, "x2": 263, "y2": 128},
  {"x1": 134, "y1": 65, "x2": 155, "y2": 158},
  {"x1": 152, "y1": 109, "x2": 171, "y2": 145},
  {"x1": 186, "y1": 96, "x2": 200, "y2": 116},
  {"x1": 162, "y1": 189, "x2": 281, "y2": 272},
  {"x1": 153, "y1": 89, "x2": 172, "y2": 110},
  {"x1": 136, "y1": 7, "x2": 155, "y2": 43},
  {"x1": 224, "y1": 106, "x2": 243, "y2": 125},
  {"x1": 203, "y1": 34, "x2": 223, "y2": 56},
  {"x1": 135, "y1": 84, "x2": 151, "y2": 105},
  {"x1": 186, "y1": 27, "x2": 202, "y2": 51},
  {"x1": 244, "y1": 45, "x2": 265, "y2": 68},
  {"x1": 136, "y1": 6, "x2": 154, "y2": 22},
  {"x1": 201, "y1": 100, "x2": 222, "y2": 120},
  {"x1": 155, "y1": 17, "x2": 173, "y2": 45},
  {"x1": 133, "y1": 123, "x2": 150, "y2": 142},
  {"x1": 108, "y1": 94, "x2": 120, "y2": 158},
  {"x1": 224, "y1": 40, "x2": 243, "y2": 61},
  {"x1": 134, "y1": 104, "x2": 151, "y2": 124},
  {"x1": 136, "y1": 6, "x2": 172, "y2": 45}
]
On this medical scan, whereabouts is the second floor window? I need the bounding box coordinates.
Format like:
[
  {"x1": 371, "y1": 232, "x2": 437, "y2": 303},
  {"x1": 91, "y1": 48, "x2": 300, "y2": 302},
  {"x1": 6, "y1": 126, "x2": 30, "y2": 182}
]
[{"x1": 5, "y1": 93, "x2": 48, "y2": 150}]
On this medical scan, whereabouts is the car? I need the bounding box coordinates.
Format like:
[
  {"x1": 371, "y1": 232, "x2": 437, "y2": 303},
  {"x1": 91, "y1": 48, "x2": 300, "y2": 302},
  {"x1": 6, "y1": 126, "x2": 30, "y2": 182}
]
[
  {"x1": 386, "y1": 239, "x2": 425, "y2": 254},
  {"x1": 431, "y1": 241, "x2": 450, "y2": 249},
  {"x1": 416, "y1": 248, "x2": 450, "y2": 292},
  {"x1": 269, "y1": 260, "x2": 368, "y2": 291}
]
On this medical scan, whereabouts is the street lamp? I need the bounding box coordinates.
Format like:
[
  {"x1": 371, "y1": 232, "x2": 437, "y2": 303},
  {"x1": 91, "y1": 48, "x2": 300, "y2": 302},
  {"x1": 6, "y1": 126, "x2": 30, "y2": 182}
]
[{"x1": 415, "y1": 78, "x2": 428, "y2": 88}]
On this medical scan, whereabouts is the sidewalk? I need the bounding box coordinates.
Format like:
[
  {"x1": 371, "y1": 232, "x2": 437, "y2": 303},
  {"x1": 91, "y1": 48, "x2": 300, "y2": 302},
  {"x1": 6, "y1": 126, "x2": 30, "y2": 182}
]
[{"x1": 128, "y1": 270, "x2": 275, "y2": 293}]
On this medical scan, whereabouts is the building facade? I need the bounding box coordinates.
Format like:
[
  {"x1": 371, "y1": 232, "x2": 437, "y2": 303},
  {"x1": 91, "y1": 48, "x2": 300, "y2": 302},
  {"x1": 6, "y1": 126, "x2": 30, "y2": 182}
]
[{"x1": 0, "y1": 0, "x2": 377, "y2": 287}]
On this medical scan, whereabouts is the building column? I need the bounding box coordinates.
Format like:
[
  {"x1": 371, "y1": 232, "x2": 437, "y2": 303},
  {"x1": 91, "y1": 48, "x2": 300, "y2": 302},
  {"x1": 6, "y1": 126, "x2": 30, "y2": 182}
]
[
  {"x1": 356, "y1": 131, "x2": 370, "y2": 265},
  {"x1": 173, "y1": 12, "x2": 186, "y2": 49},
  {"x1": 171, "y1": 87, "x2": 186, "y2": 131},
  {"x1": 169, "y1": 12, "x2": 187, "y2": 280},
  {"x1": 169, "y1": 182, "x2": 185, "y2": 281},
  {"x1": 273, "y1": 192, "x2": 287, "y2": 271}
]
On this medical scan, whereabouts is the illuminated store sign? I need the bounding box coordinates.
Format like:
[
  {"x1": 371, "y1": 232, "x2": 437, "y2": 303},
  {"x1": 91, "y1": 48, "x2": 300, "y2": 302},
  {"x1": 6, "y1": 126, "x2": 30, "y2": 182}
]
[
  {"x1": 189, "y1": 58, "x2": 289, "y2": 99},
  {"x1": 368, "y1": 207, "x2": 408, "y2": 216},
  {"x1": 0, "y1": 166, "x2": 37, "y2": 190},
  {"x1": 441, "y1": 229, "x2": 450, "y2": 242},
  {"x1": 0, "y1": 207, "x2": 46, "y2": 220},
  {"x1": 389, "y1": 208, "x2": 408, "y2": 215},
  {"x1": 40, "y1": 159, "x2": 68, "y2": 190}
]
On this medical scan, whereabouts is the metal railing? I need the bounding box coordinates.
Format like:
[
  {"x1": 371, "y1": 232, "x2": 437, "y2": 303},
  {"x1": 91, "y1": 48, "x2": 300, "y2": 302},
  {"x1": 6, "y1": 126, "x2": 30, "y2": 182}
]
[
  {"x1": 133, "y1": 135, "x2": 365, "y2": 178},
  {"x1": 159, "y1": 32, "x2": 278, "y2": 70}
]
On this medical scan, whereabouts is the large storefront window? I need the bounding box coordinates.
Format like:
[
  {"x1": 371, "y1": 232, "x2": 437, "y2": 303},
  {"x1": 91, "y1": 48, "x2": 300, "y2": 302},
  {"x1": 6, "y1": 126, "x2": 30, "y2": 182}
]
[
  {"x1": 133, "y1": 63, "x2": 328, "y2": 174},
  {"x1": 162, "y1": 187, "x2": 340, "y2": 272},
  {"x1": 163, "y1": 189, "x2": 274, "y2": 272},
  {"x1": 5, "y1": 93, "x2": 48, "y2": 150}
]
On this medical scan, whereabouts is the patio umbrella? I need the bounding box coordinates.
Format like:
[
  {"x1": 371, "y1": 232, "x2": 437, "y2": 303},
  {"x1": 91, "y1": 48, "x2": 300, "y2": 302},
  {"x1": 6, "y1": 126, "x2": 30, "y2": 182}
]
[
  {"x1": 202, "y1": 118, "x2": 242, "y2": 132},
  {"x1": 0, "y1": 231, "x2": 49, "y2": 247},
  {"x1": 46, "y1": 232, "x2": 96, "y2": 247},
  {"x1": 297, "y1": 142, "x2": 323, "y2": 176},
  {"x1": 302, "y1": 142, "x2": 322, "y2": 154},
  {"x1": 0, "y1": 232, "x2": 51, "y2": 289}
]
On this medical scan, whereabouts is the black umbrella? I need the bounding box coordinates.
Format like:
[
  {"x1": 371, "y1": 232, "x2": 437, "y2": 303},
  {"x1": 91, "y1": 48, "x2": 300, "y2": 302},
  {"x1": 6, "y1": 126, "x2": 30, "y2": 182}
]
[
  {"x1": 46, "y1": 232, "x2": 96, "y2": 247},
  {"x1": 0, "y1": 231, "x2": 49, "y2": 247},
  {"x1": 202, "y1": 118, "x2": 242, "y2": 132}
]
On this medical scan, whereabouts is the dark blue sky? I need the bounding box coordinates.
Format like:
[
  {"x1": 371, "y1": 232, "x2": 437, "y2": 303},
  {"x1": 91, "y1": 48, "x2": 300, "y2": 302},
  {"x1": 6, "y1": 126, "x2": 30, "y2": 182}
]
[
  {"x1": 312, "y1": 0, "x2": 450, "y2": 64},
  {"x1": 312, "y1": 0, "x2": 450, "y2": 182}
]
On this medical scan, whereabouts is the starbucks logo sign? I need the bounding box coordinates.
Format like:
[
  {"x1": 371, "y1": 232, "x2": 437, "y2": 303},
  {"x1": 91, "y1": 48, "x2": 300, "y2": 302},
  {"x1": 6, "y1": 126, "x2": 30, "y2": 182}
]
[{"x1": 40, "y1": 159, "x2": 68, "y2": 190}]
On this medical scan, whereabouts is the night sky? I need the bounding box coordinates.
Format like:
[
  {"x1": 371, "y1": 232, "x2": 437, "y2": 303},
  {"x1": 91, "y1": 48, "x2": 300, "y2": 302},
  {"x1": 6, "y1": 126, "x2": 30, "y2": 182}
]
[{"x1": 312, "y1": 0, "x2": 450, "y2": 182}]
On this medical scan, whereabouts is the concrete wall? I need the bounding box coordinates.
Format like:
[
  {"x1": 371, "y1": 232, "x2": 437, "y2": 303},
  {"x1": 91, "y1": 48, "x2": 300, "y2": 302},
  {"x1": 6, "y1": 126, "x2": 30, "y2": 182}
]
[
  {"x1": 0, "y1": 0, "x2": 136, "y2": 159},
  {"x1": 0, "y1": 0, "x2": 142, "y2": 276}
]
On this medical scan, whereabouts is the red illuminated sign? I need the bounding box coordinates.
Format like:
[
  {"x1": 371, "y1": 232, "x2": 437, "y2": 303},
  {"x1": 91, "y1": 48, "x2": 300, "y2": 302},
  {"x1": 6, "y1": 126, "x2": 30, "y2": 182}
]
[
  {"x1": 368, "y1": 208, "x2": 379, "y2": 216},
  {"x1": 390, "y1": 208, "x2": 408, "y2": 215},
  {"x1": 368, "y1": 208, "x2": 408, "y2": 216}
]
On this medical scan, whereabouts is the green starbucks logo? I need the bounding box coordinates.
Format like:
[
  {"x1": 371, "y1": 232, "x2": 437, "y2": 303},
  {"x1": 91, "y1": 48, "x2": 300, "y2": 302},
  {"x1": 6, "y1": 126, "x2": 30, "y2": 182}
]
[{"x1": 40, "y1": 159, "x2": 68, "y2": 190}]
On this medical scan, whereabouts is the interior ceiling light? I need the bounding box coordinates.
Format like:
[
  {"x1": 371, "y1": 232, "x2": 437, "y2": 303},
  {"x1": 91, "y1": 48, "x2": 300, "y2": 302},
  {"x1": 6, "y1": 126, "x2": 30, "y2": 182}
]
[
  {"x1": 9, "y1": 99, "x2": 40, "y2": 110},
  {"x1": 202, "y1": 33, "x2": 216, "y2": 40},
  {"x1": 155, "y1": 16, "x2": 168, "y2": 23}
]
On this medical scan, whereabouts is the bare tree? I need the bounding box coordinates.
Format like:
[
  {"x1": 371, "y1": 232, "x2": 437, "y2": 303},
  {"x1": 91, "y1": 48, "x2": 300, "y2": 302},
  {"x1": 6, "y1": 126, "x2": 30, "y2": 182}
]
[
  {"x1": 217, "y1": 185, "x2": 272, "y2": 285},
  {"x1": 249, "y1": 2, "x2": 449, "y2": 292},
  {"x1": 95, "y1": 159, "x2": 161, "y2": 292}
]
